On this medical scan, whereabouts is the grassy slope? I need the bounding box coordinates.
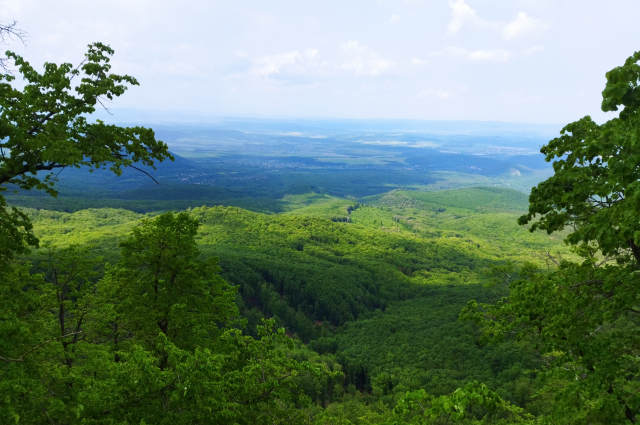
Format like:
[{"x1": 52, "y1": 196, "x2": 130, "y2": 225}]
[
  {"x1": 355, "y1": 188, "x2": 568, "y2": 257},
  {"x1": 7, "y1": 194, "x2": 291, "y2": 214},
  {"x1": 400, "y1": 186, "x2": 530, "y2": 211}
]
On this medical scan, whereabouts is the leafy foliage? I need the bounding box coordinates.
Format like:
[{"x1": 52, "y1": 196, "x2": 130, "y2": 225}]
[
  {"x1": 392, "y1": 382, "x2": 534, "y2": 424},
  {"x1": 1, "y1": 214, "x2": 330, "y2": 424},
  {"x1": 0, "y1": 43, "x2": 171, "y2": 196},
  {"x1": 519, "y1": 51, "x2": 640, "y2": 263},
  {"x1": 0, "y1": 41, "x2": 172, "y2": 277},
  {"x1": 104, "y1": 212, "x2": 238, "y2": 351},
  {"x1": 462, "y1": 259, "x2": 640, "y2": 423},
  {"x1": 464, "y1": 50, "x2": 640, "y2": 423},
  {"x1": 0, "y1": 195, "x2": 37, "y2": 263}
]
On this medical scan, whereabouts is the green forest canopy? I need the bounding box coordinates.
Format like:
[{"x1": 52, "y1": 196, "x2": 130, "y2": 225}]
[{"x1": 4, "y1": 41, "x2": 640, "y2": 424}]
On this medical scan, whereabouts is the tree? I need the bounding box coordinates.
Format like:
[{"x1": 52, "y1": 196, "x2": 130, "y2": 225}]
[
  {"x1": 95, "y1": 212, "x2": 329, "y2": 424},
  {"x1": 391, "y1": 382, "x2": 534, "y2": 424},
  {"x1": 462, "y1": 50, "x2": 640, "y2": 423},
  {"x1": 0, "y1": 42, "x2": 172, "y2": 258},
  {"x1": 103, "y1": 212, "x2": 238, "y2": 354},
  {"x1": 0, "y1": 245, "x2": 108, "y2": 424},
  {"x1": 1, "y1": 214, "x2": 332, "y2": 424},
  {"x1": 0, "y1": 42, "x2": 171, "y2": 194},
  {"x1": 0, "y1": 43, "x2": 172, "y2": 422},
  {"x1": 0, "y1": 20, "x2": 27, "y2": 72},
  {"x1": 518, "y1": 51, "x2": 640, "y2": 264}
]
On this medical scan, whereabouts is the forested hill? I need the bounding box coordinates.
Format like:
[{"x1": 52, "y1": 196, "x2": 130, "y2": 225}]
[
  {"x1": 24, "y1": 187, "x2": 564, "y2": 339},
  {"x1": 17, "y1": 186, "x2": 569, "y2": 417},
  {"x1": 6, "y1": 37, "x2": 640, "y2": 423},
  {"x1": 5, "y1": 39, "x2": 640, "y2": 423},
  {"x1": 26, "y1": 203, "x2": 497, "y2": 337}
]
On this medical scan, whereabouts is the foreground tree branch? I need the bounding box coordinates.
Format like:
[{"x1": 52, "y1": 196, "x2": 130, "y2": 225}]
[
  {"x1": 0, "y1": 20, "x2": 27, "y2": 73},
  {"x1": 0, "y1": 331, "x2": 83, "y2": 363}
]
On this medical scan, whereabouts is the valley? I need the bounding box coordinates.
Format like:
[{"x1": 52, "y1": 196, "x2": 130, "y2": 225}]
[
  {"x1": 2, "y1": 5, "x2": 637, "y2": 421},
  {"x1": 17, "y1": 185, "x2": 570, "y2": 419}
]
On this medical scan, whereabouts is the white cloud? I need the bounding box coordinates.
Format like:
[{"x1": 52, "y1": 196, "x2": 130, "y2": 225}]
[
  {"x1": 342, "y1": 40, "x2": 368, "y2": 54},
  {"x1": 418, "y1": 88, "x2": 454, "y2": 99},
  {"x1": 242, "y1": 42, "x2": 394, "y2": 80},
  {"x1": 411, "y1": 58, "x2": 429, "y2": 65},
  {"x1": 503, "y1": 12, "x2": 544, "y2": 40},
  {"x1": 521, "y1": 46, "x2": 544, "y2": 55},
  {"x1": 390, "y1": 14, "x2": 401, "y2": 24},
  {"x1": 438, "y1": 46, "x2": 468, "y2": 57},
  {"x1": 417, "y1": 84, "x2": 467, "y2": 99},
  {"x1": 468, "y1": 49, "x2": 509, "y2": 62},
  {"x1": 251, "y1": 51, "x2": 302, "y2": 76},
  {"x1": 447, "y1": 1, "x2": 546, "y2": 39},
  {"x1": 341, "y1": 57, "x2": 395, "y2": 76},
  {"x1": 0, "y1": 0, "x2": 42, "y2": 15},
  {"x1": 436, "y1": 46, "x2": 510, "y2": 63},
  {"x1": 340, "y1": 40, "x2": 396, "y2": 76},
  {"x1": 500, "y1": 90, "x2": 542, "y2": 103},
  {"x1": 447, "y1": 0, "x2": 496, "y2": 34},
  {"x1": 304, "y1": 48, "x2": 319, "y2": 59},
  {"x1": 249, "y1": 48, "x2": 319, "y2": 76}
]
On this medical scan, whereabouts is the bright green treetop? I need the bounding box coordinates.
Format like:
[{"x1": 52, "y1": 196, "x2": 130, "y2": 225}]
[
  {"x1": 519, "y1": 51, "x2": 640, "y2": 264},
  {"x1": 0, "y1": 42, "x2": 172, "y2": 261},
  {"x1": 105, "y1": 212, "x2": 239, "y2": 353},
  {"x1": 465, "y1": 50, "x2": 640, "y2": 424},
  {"x1": 0, "y1": 42, "x2": 172, "y2": 195}
]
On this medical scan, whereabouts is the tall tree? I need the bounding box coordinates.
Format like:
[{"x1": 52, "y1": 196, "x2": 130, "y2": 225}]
[
  {"x1": 104, "y1": 212, "x2": 238, "y2": 354},
  {"x1": 518, "y1": 51, "x2": 640, "y2": 264},
  {"x1": 0, "y1": 42, "x2": 172, "y2": 259},
  {"x1": 0, "y1": 245, "x2": 108, "y2": 424},
  {"x1": 0, "y1": 20, "x2": 27, "y2": 72},
  {"x1": 463, "y1": 51, "x2": 640, "y2": 424},
  {"x1": 1, "y1": 213, "x2": 330, "y2": 424},
  {"x1": 100, "y1": 212, "x2": 327, "y2": 424}
]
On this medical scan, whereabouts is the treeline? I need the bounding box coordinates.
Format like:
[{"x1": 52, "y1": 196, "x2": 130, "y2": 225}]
[
  {"x1": 2, "y1": 212, "x2": 342, "y2": 423},
  {"x1": 25, "y1": 205, "x2": 494, "y2": 342},
  {"x1": 54, "y1": 207, "x2": 500, "y2": 332},
  {"x1": 3, "y1": 208, "x2": 536, "y2": 424},
  {"x1": 15, "y1": 205, "x2": 547, "y2": 416}
]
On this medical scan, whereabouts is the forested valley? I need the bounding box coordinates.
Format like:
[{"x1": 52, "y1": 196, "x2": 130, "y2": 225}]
[{"x1": 3, "y1": 28, "x2": 640, "y2": 425}]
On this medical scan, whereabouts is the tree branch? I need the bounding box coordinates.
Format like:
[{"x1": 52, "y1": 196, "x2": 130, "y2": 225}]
[
  {"x1": 0, "y1": 331, "x2": 83, "y2": 363},
  {"x1": 239, "y1": 372, "x2": 293, "y2": 405},
  {"x1": 0, "y1": 161, "x2": 65, "y2": 185},
  {"x1": 0, "y1": 21, "x2": 27, "y2": 74},
  {"x1": 129, "y1": 165, "x2": 159, "y2": 185},
  {"x1": 545, "y1": 251, "x2": 560, "y2": 266},
  {"x1": 27, "y1": 110, "x2": 57, "y2": 136}
]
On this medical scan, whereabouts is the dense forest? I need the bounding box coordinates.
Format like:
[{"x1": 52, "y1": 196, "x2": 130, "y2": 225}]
[
  {"x1": 3, "y1": 30, "x2": 640, "y2": 425},
  {"x1": 8, "y1": 189, "x2": 557, "y2": 423}
]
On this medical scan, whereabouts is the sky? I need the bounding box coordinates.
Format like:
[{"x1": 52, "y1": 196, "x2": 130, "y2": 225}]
[{"x1": 1, "y1": 0, "x2": 639, "y2": 124}]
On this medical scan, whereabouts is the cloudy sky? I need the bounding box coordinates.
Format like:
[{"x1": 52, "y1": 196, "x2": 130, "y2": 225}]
[{"x1": 2, "y1": 0, "x2": 639, "y2": 124}]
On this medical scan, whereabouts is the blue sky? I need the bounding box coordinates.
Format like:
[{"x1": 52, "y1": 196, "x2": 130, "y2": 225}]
[{"x1": 3, "y1": 0, "x2": 639, "y2": 123}]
